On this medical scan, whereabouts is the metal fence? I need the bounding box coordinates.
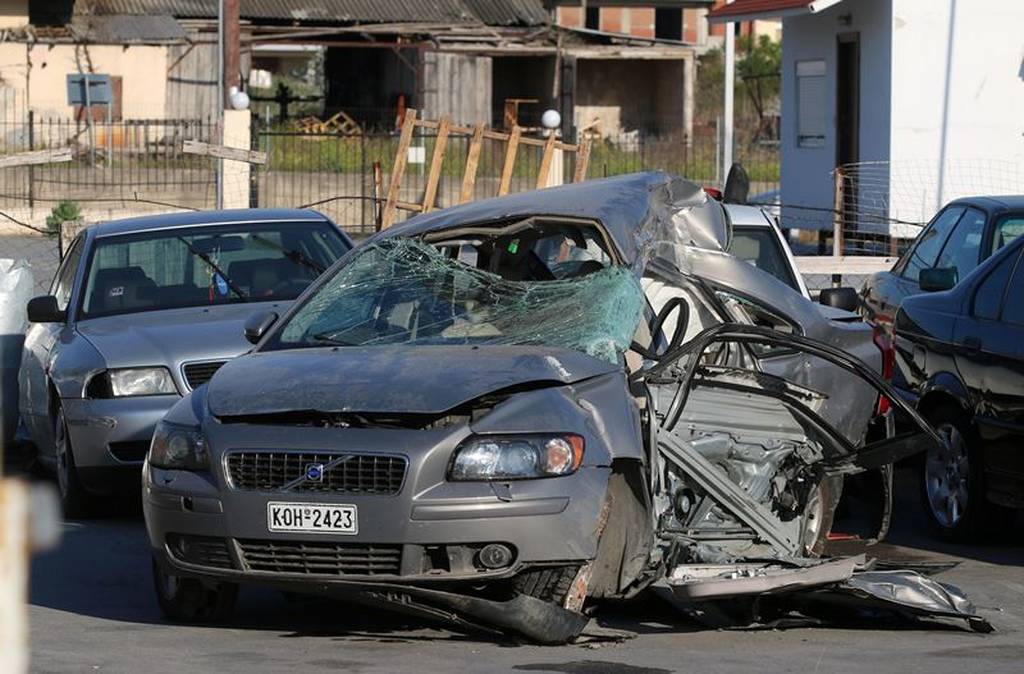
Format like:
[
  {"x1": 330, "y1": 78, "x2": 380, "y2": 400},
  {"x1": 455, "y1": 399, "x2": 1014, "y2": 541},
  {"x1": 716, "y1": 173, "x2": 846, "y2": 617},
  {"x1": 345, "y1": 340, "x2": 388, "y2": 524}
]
[
  {"x1": 251, "y1": 121, "x2": 781, "y2": 235},
  {"x1": 2, "y1": 114, "x2": 783, "y2": 293},
  {"x1": 0, "y1": 114, "x2": 217, "y2": 212}
]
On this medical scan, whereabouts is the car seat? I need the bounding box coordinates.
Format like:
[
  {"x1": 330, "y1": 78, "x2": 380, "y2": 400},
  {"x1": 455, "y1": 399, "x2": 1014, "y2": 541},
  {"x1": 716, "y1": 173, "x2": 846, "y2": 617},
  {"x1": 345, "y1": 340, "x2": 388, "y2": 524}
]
[{"x1": 88, "y1": 267, "x2": 156, "y2": 314}]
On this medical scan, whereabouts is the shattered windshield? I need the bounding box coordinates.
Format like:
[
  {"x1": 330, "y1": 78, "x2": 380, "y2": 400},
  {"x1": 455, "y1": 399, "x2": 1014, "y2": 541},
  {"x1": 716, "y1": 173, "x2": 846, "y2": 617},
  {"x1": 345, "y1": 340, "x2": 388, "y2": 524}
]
[{"x1": 270, "y1": 238, "x2": 645, "y2": 363}]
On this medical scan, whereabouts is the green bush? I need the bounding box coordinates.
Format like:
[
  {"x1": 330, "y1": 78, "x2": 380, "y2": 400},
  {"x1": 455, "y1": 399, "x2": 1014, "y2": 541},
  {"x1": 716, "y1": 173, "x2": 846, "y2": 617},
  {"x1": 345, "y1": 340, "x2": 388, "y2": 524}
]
[{"x1": 45, "y1": 200, "x2": 81, "y2": 239}]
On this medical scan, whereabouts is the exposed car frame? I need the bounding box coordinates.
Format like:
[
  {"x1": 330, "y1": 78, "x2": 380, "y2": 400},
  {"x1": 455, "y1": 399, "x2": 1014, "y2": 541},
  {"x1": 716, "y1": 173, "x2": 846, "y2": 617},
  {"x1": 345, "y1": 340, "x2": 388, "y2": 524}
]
[{"x1": 143, "y1": 174, "x2": 984, "y2": 641}]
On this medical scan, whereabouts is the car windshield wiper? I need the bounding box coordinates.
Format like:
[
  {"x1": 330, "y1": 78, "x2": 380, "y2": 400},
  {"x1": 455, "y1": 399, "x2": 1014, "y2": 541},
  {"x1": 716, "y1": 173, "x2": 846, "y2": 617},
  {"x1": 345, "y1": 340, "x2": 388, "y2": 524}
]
[
  {"x1": 176, "y1": 237, "x2": 247, "y2": 301},
  {"x1": 250, "y1": 234, "x2": 326, "y2": 275},
  {"x1": 311, "y1": 332, "x2": 356, "y2": 346}
]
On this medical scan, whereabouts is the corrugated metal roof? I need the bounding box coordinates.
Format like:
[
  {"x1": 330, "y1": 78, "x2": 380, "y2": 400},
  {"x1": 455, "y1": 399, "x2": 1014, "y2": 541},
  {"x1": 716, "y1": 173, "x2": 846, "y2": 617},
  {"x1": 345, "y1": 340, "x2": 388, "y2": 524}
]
[
  {"x1": 458, "y1": 0, "x2": 548, "y2": 26},
  {"x1": 79, "y1": 1, "x2": 477, "y2": 24},
  {"x1": 70, "y1": 14, "x2": 187, "y2": 43},
  {"x1": 78, "y1": 0, "x2": 549, "y2": 26}
]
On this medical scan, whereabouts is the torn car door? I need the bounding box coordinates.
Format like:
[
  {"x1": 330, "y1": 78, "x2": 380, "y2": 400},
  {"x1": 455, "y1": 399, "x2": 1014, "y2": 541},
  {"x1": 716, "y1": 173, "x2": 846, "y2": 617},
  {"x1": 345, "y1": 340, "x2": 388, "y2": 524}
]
[{"x1": 635, "y1": 323, "x2": 942, "y2": 569}]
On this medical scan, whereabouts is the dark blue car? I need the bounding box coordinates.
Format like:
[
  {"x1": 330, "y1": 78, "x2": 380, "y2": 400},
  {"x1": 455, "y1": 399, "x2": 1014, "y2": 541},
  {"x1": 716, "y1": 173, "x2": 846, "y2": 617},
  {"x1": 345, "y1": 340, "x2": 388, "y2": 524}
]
[
  {"x1": 893, "y1": 232, "x2": 1024, "y2": 539},
  {"x1": 862, "y1": 196, "x2": 1024, "y2": 334}
]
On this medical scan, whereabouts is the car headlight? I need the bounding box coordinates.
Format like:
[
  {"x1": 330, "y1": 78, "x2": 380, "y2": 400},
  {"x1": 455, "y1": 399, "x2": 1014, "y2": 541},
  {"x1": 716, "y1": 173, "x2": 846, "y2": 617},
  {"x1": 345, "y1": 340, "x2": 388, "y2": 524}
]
[
  {"x1": 105, "y1": 367, "x2": 177, "y2": 397},
  {"x1": 148, "y1": 421, "x2": 208, "y2": 471},
  {"x1": 449, "y1": 434, "x2": 584, "y2": 481}
]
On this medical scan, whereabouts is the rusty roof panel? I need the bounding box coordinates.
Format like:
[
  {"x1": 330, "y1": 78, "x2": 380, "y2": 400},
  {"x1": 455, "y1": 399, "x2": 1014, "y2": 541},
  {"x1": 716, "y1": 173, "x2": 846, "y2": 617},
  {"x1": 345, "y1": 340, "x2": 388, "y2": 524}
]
[
  {"x1": 80, "y1": 1, "x2": 479, "y2": 24},
  {"x1": 71, "y1": 13, "x2": 187, "y2": 43},
  {"x1": 458, "y1": 0, "x2": 549, "y2": 26}
]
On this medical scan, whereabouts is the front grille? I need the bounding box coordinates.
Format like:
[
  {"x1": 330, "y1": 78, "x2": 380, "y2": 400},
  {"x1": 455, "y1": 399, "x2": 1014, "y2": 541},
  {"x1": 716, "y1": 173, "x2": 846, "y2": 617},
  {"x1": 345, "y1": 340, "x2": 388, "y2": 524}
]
[
  {"x1": 182, "y1": 360, "x2": 227, "y2": 390},
  {"x1": 167, "y1": 534, "x2": 236, "y2": 570},
  {"x1": 225, "y1": 451, "x2": 407, "y2": 495},
  {"x1": 108, "y1": 441, "x2": 150, "y2": 462},
  {"x1": 238, "y1": 539, "x2": 402, "y2": 576}
]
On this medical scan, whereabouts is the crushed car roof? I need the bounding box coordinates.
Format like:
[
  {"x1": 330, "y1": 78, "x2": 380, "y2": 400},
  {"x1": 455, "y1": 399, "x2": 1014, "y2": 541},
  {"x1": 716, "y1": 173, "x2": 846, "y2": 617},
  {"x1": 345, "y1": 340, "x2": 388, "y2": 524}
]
[{"x1": 376, "y1": 171, "x2": 730, "y2": 268}]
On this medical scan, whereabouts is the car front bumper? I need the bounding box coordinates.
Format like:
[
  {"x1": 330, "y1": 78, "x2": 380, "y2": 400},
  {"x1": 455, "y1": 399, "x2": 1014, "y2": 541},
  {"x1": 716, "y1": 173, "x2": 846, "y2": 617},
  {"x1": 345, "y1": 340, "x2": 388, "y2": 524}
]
[
  {"x1": 62, "y1": 394, "x2": 178, "y2": 493},
  {"x1": 143, "y1": 454, "x2": 612, "y2": 592}
]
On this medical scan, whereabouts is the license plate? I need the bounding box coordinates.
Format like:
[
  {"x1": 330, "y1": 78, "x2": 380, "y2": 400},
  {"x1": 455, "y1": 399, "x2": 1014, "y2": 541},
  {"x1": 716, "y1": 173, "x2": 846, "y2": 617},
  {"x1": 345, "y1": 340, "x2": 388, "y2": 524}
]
[{"x1": 267, "y1": 502, "x2": 358, "y2": 534}]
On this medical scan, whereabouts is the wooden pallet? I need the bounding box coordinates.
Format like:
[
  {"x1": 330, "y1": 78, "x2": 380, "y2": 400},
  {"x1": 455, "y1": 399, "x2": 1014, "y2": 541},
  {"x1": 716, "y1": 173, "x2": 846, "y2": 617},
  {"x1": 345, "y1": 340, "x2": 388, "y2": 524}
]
[
  {"x1": 295, "y1": 110, "x2": 362, "y2": 136},
  {"x1": 381, "y1": 109, "x2": 591, "y2": 229}
]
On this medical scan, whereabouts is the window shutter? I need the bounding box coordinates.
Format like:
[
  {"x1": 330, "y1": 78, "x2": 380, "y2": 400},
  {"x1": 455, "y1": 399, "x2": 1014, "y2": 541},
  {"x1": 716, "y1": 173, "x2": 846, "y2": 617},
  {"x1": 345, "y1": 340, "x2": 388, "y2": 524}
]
[{"x1": 796, "y1": 60, "x2": 826, "y2": 148}]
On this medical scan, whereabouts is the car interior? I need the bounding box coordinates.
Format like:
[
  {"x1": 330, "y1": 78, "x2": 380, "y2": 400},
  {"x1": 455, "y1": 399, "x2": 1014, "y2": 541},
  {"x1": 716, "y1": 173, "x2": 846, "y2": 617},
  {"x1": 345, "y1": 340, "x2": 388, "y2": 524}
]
[{"x1": 82, "y1": 230, "x2": 330, "y2": 317}]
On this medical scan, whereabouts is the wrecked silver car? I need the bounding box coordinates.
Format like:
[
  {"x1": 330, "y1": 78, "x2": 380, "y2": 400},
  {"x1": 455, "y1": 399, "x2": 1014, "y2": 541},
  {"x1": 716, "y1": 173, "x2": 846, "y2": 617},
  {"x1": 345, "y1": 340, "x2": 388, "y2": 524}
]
[{"x1": 143, "y1": 173, "x2": 987, "y2": 641}]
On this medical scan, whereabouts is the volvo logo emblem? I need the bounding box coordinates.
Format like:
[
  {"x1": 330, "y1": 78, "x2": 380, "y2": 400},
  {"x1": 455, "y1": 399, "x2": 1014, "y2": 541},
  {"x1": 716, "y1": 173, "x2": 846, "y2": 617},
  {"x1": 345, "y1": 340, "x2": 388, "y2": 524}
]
[{"x1": 304, "y1": 463, "x2": 325, "y2": 482}]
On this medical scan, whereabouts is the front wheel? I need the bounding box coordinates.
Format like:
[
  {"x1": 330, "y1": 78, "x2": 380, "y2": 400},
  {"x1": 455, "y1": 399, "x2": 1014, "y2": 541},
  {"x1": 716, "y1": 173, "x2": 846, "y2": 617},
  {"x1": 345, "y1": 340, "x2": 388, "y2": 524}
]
[
  {"x1": 800, "y1": 476, "x2": 842, "y2": 557},
  {"x1": 152, "y1": 556, "x2": 238, "y2": 623},
  {"x1": 920, "y1": 405, "x2": 987, "y2": 541},
  {"x1": 54, "y1": 405, "x2": 94, "y2": 518}
]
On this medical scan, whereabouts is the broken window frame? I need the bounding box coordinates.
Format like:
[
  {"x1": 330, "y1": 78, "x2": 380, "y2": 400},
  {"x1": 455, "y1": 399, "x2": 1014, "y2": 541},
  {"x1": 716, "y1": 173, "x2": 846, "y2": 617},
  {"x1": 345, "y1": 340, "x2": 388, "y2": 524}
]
[
  {"x1": 267, "y1": 234, "x2": 646, "y2": 364},
  {"x1": 637, "y1": 322, "x2": 943, "y2": 557}
]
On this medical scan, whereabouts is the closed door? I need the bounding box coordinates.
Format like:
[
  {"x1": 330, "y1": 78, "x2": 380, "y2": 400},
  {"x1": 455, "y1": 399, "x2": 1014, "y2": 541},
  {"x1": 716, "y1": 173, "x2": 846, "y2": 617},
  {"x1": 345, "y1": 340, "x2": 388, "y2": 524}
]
[
  {"x1": 19, "y1": 235, "x2": 85, "y2": 451},
  {"x1": 954, "y1": 245, "x2": 1024, "y2": 438}
]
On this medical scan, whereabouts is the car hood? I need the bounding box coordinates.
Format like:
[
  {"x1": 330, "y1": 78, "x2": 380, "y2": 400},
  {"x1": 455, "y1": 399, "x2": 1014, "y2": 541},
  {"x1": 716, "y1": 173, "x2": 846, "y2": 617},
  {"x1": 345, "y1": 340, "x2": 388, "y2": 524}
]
[
  {"x1": 205, "y1": 345, "x2": 618, "y2": 418},
  {"x1": 76, "y1": 302, "x2": 288, "y2": 368}
]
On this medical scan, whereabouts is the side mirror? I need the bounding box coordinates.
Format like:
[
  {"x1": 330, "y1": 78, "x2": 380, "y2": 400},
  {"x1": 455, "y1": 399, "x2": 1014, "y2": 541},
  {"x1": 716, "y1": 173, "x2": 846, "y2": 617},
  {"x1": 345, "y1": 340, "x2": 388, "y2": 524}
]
[
  {"x1": 243, "y1": 311, "x2": 278, "y2": 344},
  {"x1": 26, "y1": 295, "x2": 65, "y2": 323},
  {"x1": 818, "y1": 287, "x2": 859, "y2": 312},
  {"x1": 919, "y1": 267, "x2": 957, "y2": 292}
]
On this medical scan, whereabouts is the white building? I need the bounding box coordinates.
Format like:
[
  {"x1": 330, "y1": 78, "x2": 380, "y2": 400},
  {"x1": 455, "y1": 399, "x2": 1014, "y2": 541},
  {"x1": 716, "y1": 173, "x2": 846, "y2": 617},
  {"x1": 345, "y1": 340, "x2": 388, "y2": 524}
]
[{"x1": 711, "y1": 0, "x2": 1024, "y2": 235}]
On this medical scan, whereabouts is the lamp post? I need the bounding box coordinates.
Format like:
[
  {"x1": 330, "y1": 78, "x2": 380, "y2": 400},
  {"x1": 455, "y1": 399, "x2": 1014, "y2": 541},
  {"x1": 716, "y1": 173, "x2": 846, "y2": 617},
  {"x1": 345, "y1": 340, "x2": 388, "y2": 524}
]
[
  {"x1": 723, "y1": 0, "x2": 735, "y2": 183},
  {"x1": 216, "y1": 0, "x2": 224, "y2": 208}
]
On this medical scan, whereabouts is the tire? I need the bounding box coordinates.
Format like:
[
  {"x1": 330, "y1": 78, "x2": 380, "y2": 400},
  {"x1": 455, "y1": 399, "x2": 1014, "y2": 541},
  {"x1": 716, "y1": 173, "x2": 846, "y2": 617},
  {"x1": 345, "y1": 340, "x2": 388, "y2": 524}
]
[
  {"x1": 152, "y1": 556, "x2": 238, "y2": 623},
  {"x1": 54, "y1": 404, "x2": 94, "y2": 519},
  {"x1": 919, "y1": 404, "x2": 989, "y2": 541},
  {"x1": 513, "y1": 565, "x2": 579, "y2": 604},
  {"x1": 800, "y1": 475, "x2": 842, "y2": 557}
]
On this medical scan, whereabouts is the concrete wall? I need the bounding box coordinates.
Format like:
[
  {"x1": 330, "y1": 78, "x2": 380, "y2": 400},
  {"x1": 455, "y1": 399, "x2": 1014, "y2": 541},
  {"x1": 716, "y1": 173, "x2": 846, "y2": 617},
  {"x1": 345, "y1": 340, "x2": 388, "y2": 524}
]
[
  {"x1": 422, "y1": 52, "x2": 492, "y2": 127},
  {"x1": 0, "y1": 43, "x2": 169, "y2": 120},
  {"x1": 779, "y1": 0, "x2": 892, "y2": 230},
  {"x1": 0, "y1": 0, "x2": 26, "y2": 29},
  {"x1": 889, "y1": 0, "x2": 1024, "y2": 222},
  {"x1": 575, "y1": 57, "x2": 690, "y2": 137}
]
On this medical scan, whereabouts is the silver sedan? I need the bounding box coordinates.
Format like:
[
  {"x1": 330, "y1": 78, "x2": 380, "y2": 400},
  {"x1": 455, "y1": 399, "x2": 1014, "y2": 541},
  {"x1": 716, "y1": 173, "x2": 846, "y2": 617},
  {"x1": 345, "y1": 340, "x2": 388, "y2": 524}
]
[{"x1": 18, "y1": 208, "x2": 351, "y2": 516}]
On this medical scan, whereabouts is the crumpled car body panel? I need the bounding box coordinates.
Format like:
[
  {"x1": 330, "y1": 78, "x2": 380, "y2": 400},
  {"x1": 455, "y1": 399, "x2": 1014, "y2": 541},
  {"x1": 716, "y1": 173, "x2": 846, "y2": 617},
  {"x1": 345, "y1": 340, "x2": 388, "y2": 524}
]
[{"x1": 144, "y1": 173, "x2": 990, "y2": 643}]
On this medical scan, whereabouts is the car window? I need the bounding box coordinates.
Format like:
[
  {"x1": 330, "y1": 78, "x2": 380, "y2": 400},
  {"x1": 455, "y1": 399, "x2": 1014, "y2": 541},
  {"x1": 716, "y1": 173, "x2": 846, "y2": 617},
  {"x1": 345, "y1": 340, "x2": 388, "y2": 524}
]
[
  {"x1": 973, "y1": 248, "x2": 1019, "y2": 321},
  {"x1": 51, "y1": 235, "x2": 84, "y2": 312},
  {"x1": 270, "y1": 238, "x2": 643, "y2": 364},
  {"x1": 935, "y1": 207, "x2": 985, "y2": 283},
  {"x1": 80, "y1": 221, "x2": 349, "y2": 319},
  {"x1": 900, "y1": 206, "x2": 965, "y2": 282},
  {"x1": 532, "y1": 230, "x2": 611, "y2": 278},
  {"x1": 1002, "y1": 254, "x2": 1024, "y2": 326},
  {"x1": 729, "y1": 226, "x2": 800, "y2": 293},
  {"x1": 993, "y1": 215, "x2": 1024, "y2": 252}
]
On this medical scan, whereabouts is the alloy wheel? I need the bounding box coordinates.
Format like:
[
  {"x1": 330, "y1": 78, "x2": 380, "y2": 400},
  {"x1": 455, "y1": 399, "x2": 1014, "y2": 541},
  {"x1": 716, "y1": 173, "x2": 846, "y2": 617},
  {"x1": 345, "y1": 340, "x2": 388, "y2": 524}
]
[
  {"x1": 801, "y1": 483, "x2": 825, "y2": 555},
  {"x1": 924, "y1": 422, "x2": 970, "y2": 528}
]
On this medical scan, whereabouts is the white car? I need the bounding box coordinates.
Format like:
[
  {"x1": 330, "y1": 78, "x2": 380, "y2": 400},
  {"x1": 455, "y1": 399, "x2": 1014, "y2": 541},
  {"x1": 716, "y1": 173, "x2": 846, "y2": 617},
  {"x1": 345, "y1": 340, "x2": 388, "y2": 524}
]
[{"x1": 725, "y1": 203, "x2": 811, "y2": 299}]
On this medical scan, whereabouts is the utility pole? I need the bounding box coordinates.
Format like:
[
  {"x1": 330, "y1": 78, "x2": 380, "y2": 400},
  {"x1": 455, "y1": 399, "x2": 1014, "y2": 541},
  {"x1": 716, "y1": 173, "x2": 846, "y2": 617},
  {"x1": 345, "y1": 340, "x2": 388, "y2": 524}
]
[
  {"x1": 216, "y1": 0, "x2": 224, "y2": 208},
  {"x1": 216, "y1": 0, "x2": 240, "y2": 209},
  {"x1": 224, "y1": 0, "x2": 241, "y2": 101},
  {"x1": 722, "y1": 0, "x2": 735, "y2": 182}
]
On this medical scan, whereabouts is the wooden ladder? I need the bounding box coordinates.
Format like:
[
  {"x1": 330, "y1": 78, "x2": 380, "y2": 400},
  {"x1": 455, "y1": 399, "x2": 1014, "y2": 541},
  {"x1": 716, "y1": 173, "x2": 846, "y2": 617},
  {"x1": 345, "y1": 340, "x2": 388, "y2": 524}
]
[{"x1": 380, "y1": 109, "x2": 591, "y2": 229}]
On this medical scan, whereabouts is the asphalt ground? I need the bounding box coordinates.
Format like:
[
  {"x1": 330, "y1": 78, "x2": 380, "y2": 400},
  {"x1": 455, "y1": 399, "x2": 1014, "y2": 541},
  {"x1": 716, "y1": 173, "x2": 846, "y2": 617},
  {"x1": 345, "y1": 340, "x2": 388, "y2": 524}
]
[{"x1": 21, "y1": 463, "x2": 1024, "y2": 674}]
